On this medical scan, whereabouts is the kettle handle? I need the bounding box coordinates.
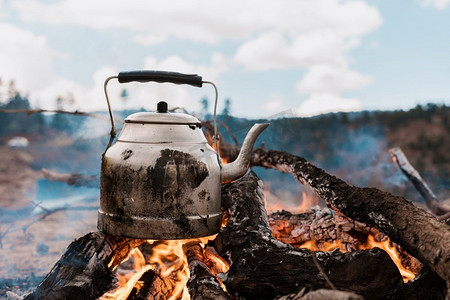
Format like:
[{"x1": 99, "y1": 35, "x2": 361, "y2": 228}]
[
  {"x1": 103, "y1": 71, "x2": 219, "y2": 159},
  {"x1": 118, "y1": 70, "x2": 203, "y2": 87}
]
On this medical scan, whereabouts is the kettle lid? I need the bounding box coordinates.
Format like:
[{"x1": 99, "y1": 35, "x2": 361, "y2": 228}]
[{"x1": 125, "y1": 101, "x2": 201, "y2": 126}]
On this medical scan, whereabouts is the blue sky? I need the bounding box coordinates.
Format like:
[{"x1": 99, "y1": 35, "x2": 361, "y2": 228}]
[{"x1": 0, "y1": 0, "x2": 449, "y2": 118}]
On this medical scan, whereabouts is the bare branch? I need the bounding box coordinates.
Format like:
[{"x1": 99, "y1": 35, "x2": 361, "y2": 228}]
[{"x1": 389, "y1": 147, "x2": 450, "y2": 217}]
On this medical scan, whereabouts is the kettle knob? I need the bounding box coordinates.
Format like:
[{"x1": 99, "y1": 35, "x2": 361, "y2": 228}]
[{"x1": 157, "y1": 101, "x2": 168, "y2": 113}]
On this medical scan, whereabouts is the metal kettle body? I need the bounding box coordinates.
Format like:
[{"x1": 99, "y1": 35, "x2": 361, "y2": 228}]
[{"x1": 97, "y1": 71, "x2": 268, "y2": 239}]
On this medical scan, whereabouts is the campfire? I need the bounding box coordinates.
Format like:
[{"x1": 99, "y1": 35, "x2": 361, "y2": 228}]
[
  {"x1": 23, "y1": 121, "x2": 450, "y2": 299},
  {"x1": 95, "y1": 197, "x2": 421, "y2": 300}
]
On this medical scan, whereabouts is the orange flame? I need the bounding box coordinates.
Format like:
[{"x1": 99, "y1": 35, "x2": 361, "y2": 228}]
[
  {"x1": 211, "y1": 138, "x2": 228, "y2": 164},
  {"x1": 359, "y1": 235, "x2": 416, "y2": 282},
  {"x1": 101, "y1": 235, "x2": 230, "y2": 300},
  {"x1": 297, "y1": 235, "x2": 417, "y2": 283}
]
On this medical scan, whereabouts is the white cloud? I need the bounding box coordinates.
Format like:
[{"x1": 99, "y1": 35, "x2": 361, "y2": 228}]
[
  {"x1": 11, "y1": 0, "x2": 264, "y2": 44},
  {"x1": 421, "y1": 0, "x2": 450, "y2": 10},
  {"x1": 12, "y1": 0, "x2": 382, "y2": 47},
  {"x1": 7, "y1": 0, "x2": 382, "y2": 116},
  {"x1": 133, "y1": 34, "x2": 167, "y2": 46},
  {"x1": 0, "y1": 22, "x2": 116, "y2": 110},
  {"x1": 143, "y1": 54, "x2": 229, "y2": 83},
  {"x1": 0, "y1": 23, "x2": 53, "y2": 93},
  {"x1": 262, "y1": 94, "x2": 289, "y2": 113},
  {"x1": 234, "y1": 30, "x2": 356, "y2": 71},
  {"x1": 296, "y1": 64, "x2": 372, "y2": 94},
  {"x1": 295, "y1": 93, "x2": 362, "y2": 116},
  {"x1": 234, "y1": 1, "x2": 381, "y2": 70}
]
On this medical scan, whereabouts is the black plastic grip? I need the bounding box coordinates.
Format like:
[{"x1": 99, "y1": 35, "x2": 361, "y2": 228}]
[{"x1": 118, "y1": 70, "x2": 203, "y2": 87}]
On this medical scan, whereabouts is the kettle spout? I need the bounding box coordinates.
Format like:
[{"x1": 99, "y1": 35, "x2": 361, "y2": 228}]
[{"x1": 221, "y1": 123, "x2": 269, "y2": 183}]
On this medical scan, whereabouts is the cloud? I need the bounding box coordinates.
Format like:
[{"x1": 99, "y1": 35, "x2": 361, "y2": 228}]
[
  {"x1": 7, "y1": 0, "x2": 382, "y2": 116},
  {"x1": 296, "y1": 64, "x2": 372, "y2": 94},
  {"x1": 293, "y1": 64, "x2": 371, "y2": 116},
  {"x1": 133, "y1": 34, "x2": 167, "y2": 46},
  {"x1": 0, "y1": 23, "x2": 53, "y2": 93},
  {"x1": 12, "y1": 0, "x2": 382, "y2": 47},
  {"x1": 11, "y1": 0, "x2": 264, "y2": 44},
  {"x1": 421, "y1": 0, "x2": 450, "y2": 10},
  {"x1": 295, "y1": 93, "x2": 362, "y2": 116},
  {"x1": 0, "y1": 22, "x2": 115, "y2": 110},
  {"x1": 143, "y1": 54, "x2": 229, "y2": 83},
  {"x1": 234, "y1": 1, "x2": 381, "y2": 70},
  {"x1": 262, "y1": 94, "x2": 288, "y2": 113}
]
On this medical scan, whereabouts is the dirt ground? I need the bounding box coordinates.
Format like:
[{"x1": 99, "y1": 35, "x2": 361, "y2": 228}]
[{"x1": 0, "y1": 146, "x2": 98, "y2": 282}]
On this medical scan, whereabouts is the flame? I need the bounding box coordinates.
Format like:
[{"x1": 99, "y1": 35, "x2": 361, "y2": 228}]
[
  {"x1": 211, "y1": 138, "x2": 228, "y2": 164},
  {"x1": 101, "y1": 248, "x2": 152, "y2": 299},
  {"x1": 101, "y1": 235, "x2": 230, "y2": 300},
  {"x1": 204, "y1": 246, "x2": 230, "y2": 276},
  {"x1": 265, "y1": 190, "x2": 318, "y2": 214},
  {"x1": 296, "y1": 235, "x2": 417, "y2": 283},
  {"x1": 359, "y1": 235, "x2": 416, "y2": 282}
]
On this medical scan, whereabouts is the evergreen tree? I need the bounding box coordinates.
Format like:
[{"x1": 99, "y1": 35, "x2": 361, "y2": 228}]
[
  {"x1": 0, "y1": 89, "x2": 46, "y2": 135},
  {"x1": 222, "y1": 98, "x2": 231, "y2": 116},
  {"x1": 200, "y1": 97, "x2": 210, "y2": 118}
]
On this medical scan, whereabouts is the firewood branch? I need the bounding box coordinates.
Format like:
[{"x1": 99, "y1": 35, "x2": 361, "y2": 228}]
[
  {"x1": 183, "y1": 242, "x2": 230, "y2": 300},
  {"x1": 41, "y1": 168, "x2": 100, "y2": 188},
  {"x1": 389, "y1": 147, "x2": 450, "y2": 220}
]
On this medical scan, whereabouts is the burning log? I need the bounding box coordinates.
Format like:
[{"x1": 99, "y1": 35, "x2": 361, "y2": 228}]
[
  {"x1": 183, "y1": 242, "x2": 230, "y2": 300},
  {"x1": 269, "y1": 208, "x2": 385, "y2": 252},
  {"x1": 389, "y1": 147, "x2": 450, "y2": 220},
  {"x1": 24, "y1": 232, "x2": 143, "y2": 300},
  {"x1": 41, "y1": 168, "x2": 100, "y2": 188},
  {"x1": 216, "y1": 172, "x2": 403, "y2": 299},
  {"x1": 123, "y1": 269, "x2": 172, "y2": 300},
  {"x1": 251, "y1": 148, "x2": 450, "y2": 284}
]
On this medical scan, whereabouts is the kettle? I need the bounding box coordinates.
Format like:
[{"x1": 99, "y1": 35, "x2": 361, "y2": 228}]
[{"x1": 98, "y1": 70, "x2": 269, "y2": 239}]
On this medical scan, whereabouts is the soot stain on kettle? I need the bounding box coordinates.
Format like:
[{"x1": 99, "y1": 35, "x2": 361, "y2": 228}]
[
  {"x1": 121, "y1": 149, "x2": 133, "y2": 160},
  {"x1": 147, "y1": 149, "x2": 209, "y2": 206},
  {"x1": 198, "y1": 190, "x2": 211, "y2": 203}
]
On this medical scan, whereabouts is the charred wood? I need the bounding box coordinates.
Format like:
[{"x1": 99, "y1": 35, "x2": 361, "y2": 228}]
[
  {"x1": 125, "y1": 269, "x2": 172, "y2": 300},
  {"x1": 216, "y1": 172, "x2": 402, "y2": 300},
  {"x1": 392, "y1": 265, "x2": 447, "y2": 300},
  {"x1": 269, "y1": 208, "x2": 385, "y2": 252},
  {"x1": 183, "y1": 242, "x2": 230, "y2": 300},
  {"x1": 251, "y1": 148, "x2": 450, "y2": 284},
  {"x1": 276, "y1": 289, "x2": 363, "y2": 300},
  {"x1": 25, "y1": 232, "x2": 143, "y2": 300},
  {"x1": 389, "y1": 147, "x2": 450, "y2": 220}
]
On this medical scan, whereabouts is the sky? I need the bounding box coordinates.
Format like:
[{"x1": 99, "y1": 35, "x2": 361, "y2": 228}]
[{"x1": 0, "y1": 0, "x2": 449, "y2": 118}]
